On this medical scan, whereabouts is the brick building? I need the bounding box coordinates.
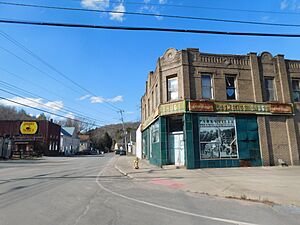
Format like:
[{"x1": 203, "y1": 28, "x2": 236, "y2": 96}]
[
  {"x1": 141, "y1": 48, "x2": 300, "y2": 169},
  {"x1": 0, "y1": 120, "x2": 61, "y2": 158}
]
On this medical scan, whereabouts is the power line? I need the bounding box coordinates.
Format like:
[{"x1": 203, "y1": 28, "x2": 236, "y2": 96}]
[
  {"x1": 0, "y1": 29, "x2": 121, "y2": 112},
  {"x1": 65, "y1": 0, "x2": 300, "y2": 16},
  {"x1": 0, "y1": 95, "x2": 101, "y2": 127},
  {"x1": 0, "y1": 45, "x2": 84, "y2": 97},
  {"x1": 0, "y1": 65, "x2": 117, "y2": 119},
  {"x1": 1, "y1": 1, "x2": 300, "y2": 28},
  {"x1": 0, "y1": 81, "x2": 108, "y2": 124},
  {"x1": 1, "y1": 18, "x2": 300, "y2": 37}
]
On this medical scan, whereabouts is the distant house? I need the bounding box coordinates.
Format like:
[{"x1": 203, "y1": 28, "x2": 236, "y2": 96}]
[
  {"x1": 78, "y1": 134, "x2": 91, "y2": 151},
  {"x1": 60, "y1": 127, "x2": 80, "y2": 155}
]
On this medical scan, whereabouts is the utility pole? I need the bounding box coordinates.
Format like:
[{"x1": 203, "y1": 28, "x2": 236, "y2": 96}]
[{"x1": 118, "y1": 110, "x2": 127, "y2": 152}]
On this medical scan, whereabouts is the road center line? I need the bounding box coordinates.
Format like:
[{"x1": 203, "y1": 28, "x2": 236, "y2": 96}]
[{"x1": 95, "y1": 158, "x2": 259, "y2": 225}]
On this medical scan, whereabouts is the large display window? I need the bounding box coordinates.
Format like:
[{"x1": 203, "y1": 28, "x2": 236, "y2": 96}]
[{"x1": 199, "y1": 116, "x2": 238, "y2": 159}]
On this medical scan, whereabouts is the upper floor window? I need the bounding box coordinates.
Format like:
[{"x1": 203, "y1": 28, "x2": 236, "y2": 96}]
[
  {"x1": 167, "y1": 76, "x2": 178, "y2": 101},
  {"x1": 151, "y1": 91, "x2": 154, "y2": 111},
  {"x1": 225, "y1": 75, "x2": 236, "y2": 100},
  {"x1": 147, "y1": 99, "x2": 150, "y2": 117},
  {"x1": 155, "y1": 84, "x2": 159, "y2": 107},
  {"x1": 264, "y1": 77, "x2": 277, "y2": 101},
  {"x1": 292, "y1": 79, "x2": 300, "y2": 102},
  {"x1": 201, "y1": 74, "x2": 213, "y2": 99}
]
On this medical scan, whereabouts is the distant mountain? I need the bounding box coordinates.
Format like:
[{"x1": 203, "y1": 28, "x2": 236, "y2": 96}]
[{"x1": 88, "y1": 121, "x2": 140, "y2": 143}]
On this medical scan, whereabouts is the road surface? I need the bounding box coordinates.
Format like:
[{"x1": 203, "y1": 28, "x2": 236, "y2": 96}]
[{"x1": 0, "y1": 154, "x2": 299, "y2": 225}]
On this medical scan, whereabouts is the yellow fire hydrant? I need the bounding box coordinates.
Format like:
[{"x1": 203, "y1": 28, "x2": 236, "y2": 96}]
[{"x1": 133, "y1": 157, "x2": 139, "y2": 169}]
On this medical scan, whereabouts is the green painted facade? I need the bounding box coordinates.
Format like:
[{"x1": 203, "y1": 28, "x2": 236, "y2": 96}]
[{"x1": 142, "y1": 113, "x2": 262, "y2": 169}]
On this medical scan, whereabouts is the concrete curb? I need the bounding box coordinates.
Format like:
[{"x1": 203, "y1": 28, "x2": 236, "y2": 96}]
[
  {"x1": 114, "y1": 164, "x2": 128, "y2": 176},
  {"x1": 114, "y1": 163, "x2": 135, "y2": 179}
]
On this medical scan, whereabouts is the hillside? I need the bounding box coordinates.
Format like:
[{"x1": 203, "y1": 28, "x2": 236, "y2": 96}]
[
  {"x1": 0, "y1": 105, "x2": 33, "y2": 120},
  {"x1": 89, "y1": 121, "x2": 140, "y2": 143}
]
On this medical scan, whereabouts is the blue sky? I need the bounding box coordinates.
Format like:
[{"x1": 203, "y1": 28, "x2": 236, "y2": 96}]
[{"x1": 0, "y1": 0, "x2": 300, "y2": 126}]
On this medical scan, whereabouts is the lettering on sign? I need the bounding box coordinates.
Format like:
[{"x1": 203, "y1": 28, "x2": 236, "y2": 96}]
[
  {"x1": 215, "y1": 102, "x2": 271, "y2": 113},
  {"x1": 189, "y1": 101, "x2": 214, "y2": 112},
  {"x1": 188, "y1": 101, "x2": 293, "y2": 115},
  {"x1": 20, "y1": 122, "x2": 38, "y2": 135},
  {"x1": 159, "y1": 101, "x2": 185, "y2": 116},
  {"x1": 270, "y1": 104, "x2": 293, "y2": 114}
]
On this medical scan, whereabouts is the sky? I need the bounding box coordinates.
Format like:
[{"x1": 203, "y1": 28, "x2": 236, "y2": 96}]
[{"x1": 1, "y1": 0, "x2": 300, "y2": 127}]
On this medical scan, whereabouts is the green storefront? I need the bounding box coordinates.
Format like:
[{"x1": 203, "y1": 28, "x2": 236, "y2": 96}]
[{"x1": 142, "y1": 101, "x2": 293, "y2": 169}]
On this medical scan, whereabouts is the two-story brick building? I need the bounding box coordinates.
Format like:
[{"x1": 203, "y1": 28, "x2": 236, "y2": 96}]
[
  {"x1": 141, "y1": 48, "x2": 300, "y2": 169},
  {"x1": 0, "y1": 120, "x2": 61, "y2": 158}
]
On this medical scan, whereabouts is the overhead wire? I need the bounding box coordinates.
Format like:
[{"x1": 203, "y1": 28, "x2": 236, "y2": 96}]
[
  {"x1": 0, "y1": 80, "x2": 108, "y2": 124},
  {"x1": 0, "y1": 28, "x2": 121, "y2": 112},
  {"x1": 0, "y1": 95, "x2": 101, "y2": 127},
  {"x1": 0, "y1": 65, "x2": 117, "y2": 119},
  {"x1": 0, "y1": 45, "x2": 84, "y2": 96},
  {"x1": 66, "y1": 0, "x2": 300, "y2": 16},
  {"x1": 1, "y1": 18, "x2": 300, "y2": 37},
  {"x1": 1, "y1": 1, "x2": 300, "y2": 28}
]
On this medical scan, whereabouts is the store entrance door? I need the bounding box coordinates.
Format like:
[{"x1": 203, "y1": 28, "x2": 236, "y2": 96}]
[{"x1": 169, "y1": 132, "x2": 184, "y2": 166}]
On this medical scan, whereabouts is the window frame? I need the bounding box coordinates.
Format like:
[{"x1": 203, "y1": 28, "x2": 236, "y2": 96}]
[
  {"x1": 225, "y1": 75, "x2": 237, "y2": 100},
  {"x1": 155, "y1": 84, "x2": 159, "y2": 107},
  {"x1": 198, "y1": 116, "x2": 238, "y2": 160},
  {"x1": 151, "y1": 120, "x2": 160, "y2": 143},
  {"x1": 201, "y1": 73, "x2": 213, "y2": 99},
  {"x1": 264, "y1": 77, "x2": 277, "y2": 102},
  {"x1": 292, "y1": 79, "x2": 300, "y2": 102},
  {"x1": 167, "y1": 76, "x2": 179, "y2": 101}
]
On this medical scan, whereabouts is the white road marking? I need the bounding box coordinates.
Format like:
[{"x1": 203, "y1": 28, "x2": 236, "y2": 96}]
[{"x1": 95, "y1": 158, "x2": 260, "y2": 225}]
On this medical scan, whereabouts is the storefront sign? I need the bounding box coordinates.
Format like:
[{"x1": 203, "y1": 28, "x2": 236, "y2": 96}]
[
  {"x1": 270, "y1": 103, "x2": 293, "y2": 114},
  {"x1": 189, "y1": 101, "x2": 293, "y2": 115},
  {"x1": 20, "y1": 122, "x2": 38, "y2": 135},
  {"x1": 142, "y1": 108, "x2": 159, "y2": 130},
  {"x1": 159, "y1": 101, "x2": 186, "y2": 116},
  {"x1": 215, "y1": 102, "x2": 271, "y2": 114},
  {"x1": 189, "y1": 101, "x2": 214, "y2": 112}
]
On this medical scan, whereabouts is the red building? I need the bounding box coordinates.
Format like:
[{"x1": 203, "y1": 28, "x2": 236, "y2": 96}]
[{"x1": 0, "y1": 120, "x2": 61, "y2": 158}]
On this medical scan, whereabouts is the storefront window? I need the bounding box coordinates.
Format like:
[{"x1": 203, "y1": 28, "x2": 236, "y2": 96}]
[
  {"x1": 151, "y1": 121, "x2": 159, "y2": 143},
  {"x1": 199, "y1": 116, "x2": 238, "y2": 159}
]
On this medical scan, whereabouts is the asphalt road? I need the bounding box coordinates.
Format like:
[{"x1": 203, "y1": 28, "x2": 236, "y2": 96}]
[{"x1": 0, "y1": 154, "x2": 299, "y2": 225}]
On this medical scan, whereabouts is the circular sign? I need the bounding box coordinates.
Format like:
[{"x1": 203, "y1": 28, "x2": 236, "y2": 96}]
[{"x1": 20, "y1": 122, "x2": 38, "y2": 135}]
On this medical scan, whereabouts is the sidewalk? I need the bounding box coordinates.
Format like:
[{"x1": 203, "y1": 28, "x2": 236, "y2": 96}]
[{"x1": 115, "y1": 156, "x2": 300, "y2": 206}]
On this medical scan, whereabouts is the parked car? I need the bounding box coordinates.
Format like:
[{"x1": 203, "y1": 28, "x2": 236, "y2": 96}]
[
  {"x1": 119, "y1": 150, "x2": 126, "y2": 156},
  {"x1": 115, "y1": 149, "x2": 121, "y2": 155}
]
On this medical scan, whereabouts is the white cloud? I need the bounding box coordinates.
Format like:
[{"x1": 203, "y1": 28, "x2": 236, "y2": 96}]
[
  {"x1": 81, "y1": 0, "x2": 110, "y2": 10},
  {"x1": 280, "y1": 0, "x2": 289, "y2": 9},
  {"x1": 78, "y1": 94, "x2": 91, "y2": 101},
  {"x1": 65, "y1": 112, "x2": 75, "y2": 120},
  {"x1": 139, "y1": 1, "x2": 163, "y2": 20},
  {"x1": 109, "y1": 3, "x2": 126, "y2": 22},
  {"x1": 159, "y1": 0, "x2": 167, "y2": 4},
  {"x1": 89, "y1": 95, "x2": 123, "y2": 104},
  {"x1": 0, "y1": 97, "x2": 64, "y2": 112},
  {"x1": 44, "y1": 101, "x2": 64, "y2": 111},
  {"x1": 280, "y1": 0, "x2": 300, "y2": 10},
  {"x1": 90, "y1": 96, "x2": 105, "y2": 103},
  {"x1": 109, "y1": 95, "x2": 123, "y2": 102}
]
